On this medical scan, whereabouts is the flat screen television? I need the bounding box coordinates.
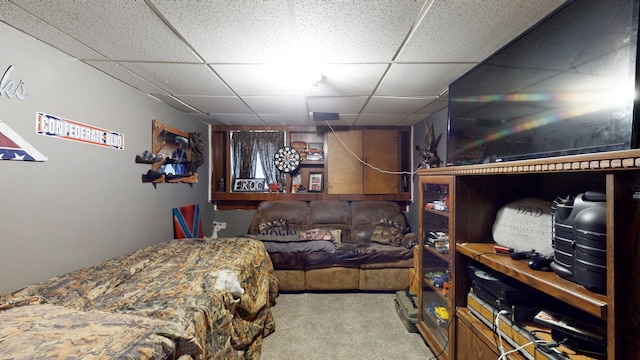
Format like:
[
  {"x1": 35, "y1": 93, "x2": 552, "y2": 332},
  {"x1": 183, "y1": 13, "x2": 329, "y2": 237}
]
[{"x1": 447, "y1": 0, "x2": 640, "y2": 166}]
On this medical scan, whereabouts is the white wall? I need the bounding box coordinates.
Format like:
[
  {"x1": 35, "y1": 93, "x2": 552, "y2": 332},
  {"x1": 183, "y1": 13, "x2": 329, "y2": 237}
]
[{"x1": 0, "y1": 22, "x2": 212, "y2": 294}]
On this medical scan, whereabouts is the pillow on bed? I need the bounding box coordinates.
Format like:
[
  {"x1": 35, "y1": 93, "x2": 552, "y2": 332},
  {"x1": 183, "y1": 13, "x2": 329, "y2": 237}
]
[
  {"x1": 261, "y1": 240, "x2": 336, "y2": 254},
  {"x1": 370, "y1": 217, "x2": 408, "y2": 246}
]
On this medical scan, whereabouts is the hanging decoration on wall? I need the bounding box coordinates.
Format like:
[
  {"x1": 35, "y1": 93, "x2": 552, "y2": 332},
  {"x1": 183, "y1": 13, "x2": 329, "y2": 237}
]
[
  {"x1": 274, "y1": 146, "x2": 301, "y2": 173},
  {"x1": 415, "y1": 119, "x2": 442, "y2": 169},
  {"x1": 0, "y1": 119, "x2": 47, "y2": 161},
  {"x1": 188, "y1": 132, "x2": 205, "y2": 173},
  {"x1": 35, "y1": 112, "x2": 124, "y2": 150}
]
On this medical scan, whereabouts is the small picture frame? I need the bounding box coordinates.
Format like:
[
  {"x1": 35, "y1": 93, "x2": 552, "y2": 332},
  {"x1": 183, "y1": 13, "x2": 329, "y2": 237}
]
[{"x1": 308, "y1": 172, "x2": 323, "y2": 192}]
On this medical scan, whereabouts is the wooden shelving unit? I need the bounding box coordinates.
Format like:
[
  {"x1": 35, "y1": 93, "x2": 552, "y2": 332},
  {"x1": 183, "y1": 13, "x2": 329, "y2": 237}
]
[
  {"x1": 417, "y1": 149, "x2": 640, "y2": 359},
  {"x1": 417, "y1": 175, "x2": 454, "y2": 360},
  {"x1": 209, "y1": 125, "x2": 412, "y2": 209}
]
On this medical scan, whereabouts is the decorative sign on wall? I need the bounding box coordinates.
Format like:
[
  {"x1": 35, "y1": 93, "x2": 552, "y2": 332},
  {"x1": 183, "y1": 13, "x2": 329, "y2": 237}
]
[
  {"x1": 1, "y1": 65, "x2": 28, "y2": 101},
  {"x1": 233, "y1": 178, "x2": 266, "y2": 192},
  {"x1": 35, "y1": 112, "x2": 125, "y2": 150},
  {"x1": 0, "y1": 119, "x2": 47, "y2": 161}
]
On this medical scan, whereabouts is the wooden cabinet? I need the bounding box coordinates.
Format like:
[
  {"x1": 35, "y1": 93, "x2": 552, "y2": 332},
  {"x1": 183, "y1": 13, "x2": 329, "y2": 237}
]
[
  {"x1": 417, "y1": 175, "x2": 453, "y2": 359},
  {"x1": 326, "y1": 128, "x2": 400, "y2": 195},
  {"x1": 418, "y1": 150, "x2": 640, "y2": 359},
  {"x1": 326, "y1": 129, "x2": 363, "y2": 194}
]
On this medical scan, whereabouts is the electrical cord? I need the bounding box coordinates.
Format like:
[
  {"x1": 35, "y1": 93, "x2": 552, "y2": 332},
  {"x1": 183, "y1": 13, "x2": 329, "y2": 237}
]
[
  {"x1": 495, "y1": 309, "x2": 510, "y2": 356},
  {"x1": 497, "y1": 340, "x2": 537, "y2": 360}
]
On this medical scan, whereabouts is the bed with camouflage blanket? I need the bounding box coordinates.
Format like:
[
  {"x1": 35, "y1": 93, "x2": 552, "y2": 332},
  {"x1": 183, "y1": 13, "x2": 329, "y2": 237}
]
[
  {"x1": 0, "y1": 296, "x2": 197, "y2": 359},
  {"x1": 1, "y1": 237, "x2": 279, "y2": 360}
]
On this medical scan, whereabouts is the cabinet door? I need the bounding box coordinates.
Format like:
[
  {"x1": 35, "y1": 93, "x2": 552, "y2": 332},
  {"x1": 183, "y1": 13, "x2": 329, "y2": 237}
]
[
  {"x1": 417, "y1": 176, "x2": 453, "y2": 359},
  {"x1": 363, "y1": 129, "x2": 399, "y2": 194},
  {"x1": 327, "y1": 130, "x2": 363, "y2": 194}
]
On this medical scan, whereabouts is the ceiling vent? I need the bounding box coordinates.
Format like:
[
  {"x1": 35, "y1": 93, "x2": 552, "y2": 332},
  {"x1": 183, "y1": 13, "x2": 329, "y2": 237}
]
[{"x1": 312, "y1": 112, "x2": 340, "y2": 121}]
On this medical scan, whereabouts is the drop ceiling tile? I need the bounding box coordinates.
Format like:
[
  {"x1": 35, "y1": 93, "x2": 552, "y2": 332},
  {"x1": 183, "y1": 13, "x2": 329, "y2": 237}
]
[
  {"x1": 242, "y1": 96, "x2": 307, "y2": 115},
  {"x1": 209, "y1": 113, "x2": 266, "y2": 126},
  {"x1": 174, "y1": 96, "x2": 251, "y2": 115},
  {"x1": 305, "y1": 64, "x2": 388, "y2": 97},
  {"x1": 11, "y1": 0, "x2": 199, "y2": 62},
  {"x1": 214, "y1": 64, "x2": 309, "y2": 96},
  {"x1": 353, "y1": 114, "x2": 409, "y2": 126},
  {"x1": 260, "y1": 114, "x2": 311, "y2": 126},
  {"x1": 151, "y1": 94, "x2": 199, "y2": 113},
  {"x1": 414, "y1": 98, "x2": 450, "y2": 115},
  {"x1": 0, "y1": 2, "x2": 107, "y2": 60},
  {"x1": 119, "y1": 63, "x2": 233, "y2": 96},
  {"x1": 398, "y1": 0, "x2": 564, "y2": 62},
  {"x1": 362, "y1": 97, "x2": 432, "y2": 115},
  {"x1": 85, "y1": 61, "x2": 167, "y2": 95},
  {"x1": 377, "y1": 63, "x2": 474, "y2": 97},
  {"x1": 306, "y1": 96, "x2": 369, "y2": 114},
  {"x1": 187, "y1": 113, "x2": 221, "y2": 125},
  {"x1": 151, "y1": 0, "x2": 297, "y2": 63},
  {"x1": 293, "y1": 0, "x2": 423, "y2": 62},
  {"x1": 398, "y1": 114, "x2": 432, "y2": 126}
]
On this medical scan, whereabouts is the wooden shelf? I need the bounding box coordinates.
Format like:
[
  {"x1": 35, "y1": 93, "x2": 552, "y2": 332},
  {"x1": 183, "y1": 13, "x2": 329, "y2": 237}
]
[
  {"x1": 419, "y1": 149, "x2": 640, "y2": 176},
  {"x1": 423, "y1": 207, "x2": 450, "y2": 217},
  {"x1": 457, "y1": 242, "x2": 608, "y2": 319},
  {"x1": 423, "y1": 244, "x2": 449, "y2": 263},
  {"x1": 210, "y1": 192, "x2": 411, "y2": 209},
  {"x1": 423, "y1": 275, "x2": 448, "y2": 294}
]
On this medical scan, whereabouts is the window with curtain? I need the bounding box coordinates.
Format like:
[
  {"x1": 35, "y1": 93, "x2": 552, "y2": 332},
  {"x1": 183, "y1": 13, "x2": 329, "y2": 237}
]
[{"x1": 231, "y1": 130, "x2": 285, "y2": 190}]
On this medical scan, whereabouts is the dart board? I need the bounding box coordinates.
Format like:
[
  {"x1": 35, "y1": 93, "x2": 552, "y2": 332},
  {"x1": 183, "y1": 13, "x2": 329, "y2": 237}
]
[{"x1": 274, "y1": 146, "x2": 301, "y2": 173}]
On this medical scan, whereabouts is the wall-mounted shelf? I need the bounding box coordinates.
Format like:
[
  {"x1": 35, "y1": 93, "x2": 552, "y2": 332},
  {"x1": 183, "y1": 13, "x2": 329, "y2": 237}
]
[{"x1": 137, "y1": 119, "x2": 199, "y2": 184}]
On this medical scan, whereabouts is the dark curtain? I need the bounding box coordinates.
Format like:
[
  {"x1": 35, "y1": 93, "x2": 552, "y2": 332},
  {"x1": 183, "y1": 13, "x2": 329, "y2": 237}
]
[
  {"x1": 257, "y1": 131, "x2": 285, "y2": 185},
  {"x1": 232, "y1": 131, "x2": 284, "y2": 185},
  {"x1": 232, "y1": 131, "x2": 257, "y2": 180}
]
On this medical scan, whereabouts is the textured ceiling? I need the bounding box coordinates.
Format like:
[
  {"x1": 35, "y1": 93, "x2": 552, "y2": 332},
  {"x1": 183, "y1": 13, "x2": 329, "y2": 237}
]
[{"x1": 0, "y1": 0, "x2": 566, "y2": 126}]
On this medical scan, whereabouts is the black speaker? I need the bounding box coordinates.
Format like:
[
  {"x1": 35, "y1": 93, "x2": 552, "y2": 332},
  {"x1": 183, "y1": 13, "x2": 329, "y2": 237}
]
[
  {"x1": 312, "y1": 112, "x2": 339, "y2": 121},
  {"x1": 551, "y1": 191, "x2": 607, "y2": 294}
]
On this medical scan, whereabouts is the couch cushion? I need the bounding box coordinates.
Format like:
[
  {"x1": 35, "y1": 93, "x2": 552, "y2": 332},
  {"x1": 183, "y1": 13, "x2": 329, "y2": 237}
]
[
  {"x1": 308, "y1": 201, "x2": 351, "y2": 224},
  {"x1": 267, "y1": 243, "x2": 413, "y2": 270},
  {"x1": 350, "y1": 201, "x2": 403, "y2": 243},
  {"x1": 261, "y1": 240, "x2": 336, "y2": 254},
  {"x1": 250, "y1": 201, "x2": 308, "y2": 234},
  {"x1": 350, "y1": 201, "x2": 401, "y2": 225},
  {"x1": 370, "y1": 216, "x2": 409, "y2": 246}
]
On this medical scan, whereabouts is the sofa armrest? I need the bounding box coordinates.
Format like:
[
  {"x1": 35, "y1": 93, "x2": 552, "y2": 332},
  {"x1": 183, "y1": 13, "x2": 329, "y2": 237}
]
[{"x1": 401, "y1": 232, "x2": 418, "y2": 249}]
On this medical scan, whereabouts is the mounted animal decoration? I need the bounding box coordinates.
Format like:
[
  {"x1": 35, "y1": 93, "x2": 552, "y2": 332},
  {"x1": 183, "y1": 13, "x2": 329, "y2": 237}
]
[
  {"x1": 189, "y1": 132, "x2": 205, "y2": 173},
  {"x1": 415, "y1": 120, "x2": 442, "y2": 169}
]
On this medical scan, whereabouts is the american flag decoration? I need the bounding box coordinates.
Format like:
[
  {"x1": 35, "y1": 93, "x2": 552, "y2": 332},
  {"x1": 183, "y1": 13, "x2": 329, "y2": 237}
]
[{"x1": 0, "y1": 119, "x2": 47, "y2": 161}]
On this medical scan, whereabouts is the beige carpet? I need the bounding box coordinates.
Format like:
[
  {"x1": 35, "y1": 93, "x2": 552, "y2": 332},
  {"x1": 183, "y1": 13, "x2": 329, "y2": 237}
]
[{"x1": 261, "y1": 292, "x2": 435, "y2": 360}]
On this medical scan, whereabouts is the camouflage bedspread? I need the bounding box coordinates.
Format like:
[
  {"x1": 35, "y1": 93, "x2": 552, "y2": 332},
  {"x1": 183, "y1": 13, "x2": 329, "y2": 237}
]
[
  {"x1": 0, "y1": 296, "x2": 196, "y2": 360},
  {"x1": 2, "y1": 237, "x2": 279, "y2": 360}
]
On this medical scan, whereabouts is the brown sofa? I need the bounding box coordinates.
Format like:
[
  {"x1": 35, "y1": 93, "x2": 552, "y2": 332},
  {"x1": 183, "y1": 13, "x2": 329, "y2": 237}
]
[{"x1": 248, "y1": 200, "x2": 424, "y2": 291}]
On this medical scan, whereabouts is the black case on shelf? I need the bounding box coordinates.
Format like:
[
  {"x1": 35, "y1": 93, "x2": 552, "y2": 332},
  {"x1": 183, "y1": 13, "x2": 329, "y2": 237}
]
[{"x1": 551, "y1": 191, "x2": 607, "y2": 294}]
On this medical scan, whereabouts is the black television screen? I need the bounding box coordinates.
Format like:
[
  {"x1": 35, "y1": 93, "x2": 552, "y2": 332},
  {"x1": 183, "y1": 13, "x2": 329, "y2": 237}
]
[{"x1": 447, "y1": 0, "x2": 639, "y2": 165}]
